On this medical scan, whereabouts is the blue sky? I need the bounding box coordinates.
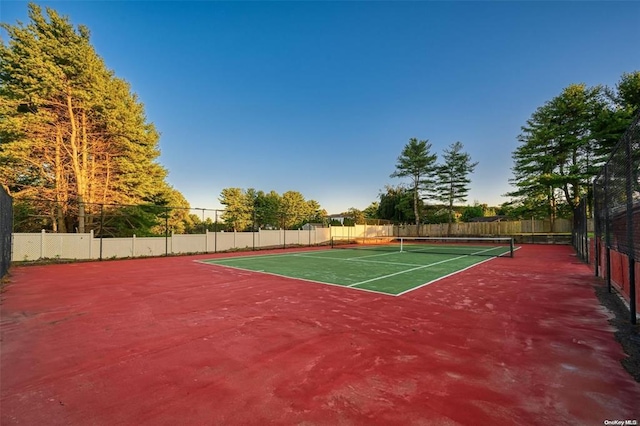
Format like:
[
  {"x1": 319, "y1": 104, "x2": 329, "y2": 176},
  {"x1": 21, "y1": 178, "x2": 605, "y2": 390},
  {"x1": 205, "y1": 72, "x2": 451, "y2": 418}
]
[{"x1": 2, "y1": 1, "x2": 639, "y2": 214}]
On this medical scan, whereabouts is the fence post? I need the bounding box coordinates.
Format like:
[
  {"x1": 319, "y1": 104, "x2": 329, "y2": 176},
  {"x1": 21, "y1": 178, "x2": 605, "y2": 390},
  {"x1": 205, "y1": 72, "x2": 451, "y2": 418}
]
[
  {"x1": 624, "y1": 140, "x2": 637, "y2": 324},
  {"x1": 99, "y1": 204, "x2": 104, "y2": 261},
  {"x1": 593, "y1": 180, "x2": 600, "y2": 277},
  {"x1": 40, "y1": 229, "x2": 45, "y2": 260},
  {"x1": 604, "y1": 165, "x2": 612, "y2": 293},
  {"x1": 89, "y1": 230, "x2": 93, "y2": 259},
  {"x1": 164, "y1": 208, "x2": 169, "y2": 257}
]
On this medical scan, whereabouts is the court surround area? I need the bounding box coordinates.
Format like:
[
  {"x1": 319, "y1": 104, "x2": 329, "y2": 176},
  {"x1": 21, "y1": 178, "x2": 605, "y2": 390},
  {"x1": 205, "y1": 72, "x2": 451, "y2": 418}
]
[{"x1": 1, "y1": 244, "x2": 638, "y2": 425}]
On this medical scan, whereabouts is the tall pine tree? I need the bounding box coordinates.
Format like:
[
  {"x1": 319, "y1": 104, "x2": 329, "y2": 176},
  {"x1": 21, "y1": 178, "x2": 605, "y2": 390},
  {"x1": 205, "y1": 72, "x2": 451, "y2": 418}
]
[
  {"x1": 509, "y1": 72, "x2": 640, "y2": 221},
  {"x1": 0, "y1": 4, "x2": 177, "y2": 232},
  {"x1": 390, "y1": 138, "x2": 438, "y2": 226},
  {"x1": 433, "y1": 142, "x2": 477, "y2": 235}
]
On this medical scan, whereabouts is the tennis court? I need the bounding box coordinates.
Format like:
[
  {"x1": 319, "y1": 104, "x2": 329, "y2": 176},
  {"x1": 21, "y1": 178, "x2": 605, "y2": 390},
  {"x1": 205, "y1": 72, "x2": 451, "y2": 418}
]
[
  {"x1": 1, "y1": 244, "x2": 639, "y2": 425},
  {"x1": 201, "y1": 237, "x2": 516, "y2": 295}
]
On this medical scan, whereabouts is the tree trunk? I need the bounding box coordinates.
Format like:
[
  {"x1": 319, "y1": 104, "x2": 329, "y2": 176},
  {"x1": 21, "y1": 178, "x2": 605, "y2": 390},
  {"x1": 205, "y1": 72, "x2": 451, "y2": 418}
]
[{"x1": 66, "y1": 91, "x2": 87, "y2": 232}]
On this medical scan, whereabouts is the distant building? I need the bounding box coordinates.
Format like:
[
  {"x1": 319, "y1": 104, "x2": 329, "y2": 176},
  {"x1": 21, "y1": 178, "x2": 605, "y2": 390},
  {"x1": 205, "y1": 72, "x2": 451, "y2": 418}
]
[
  {"x1": 301, "y1": 223, "x2": 325, "y2": 230},
  {"x1": 469, "y1": 215, "x2": 508, "y2": 223}
]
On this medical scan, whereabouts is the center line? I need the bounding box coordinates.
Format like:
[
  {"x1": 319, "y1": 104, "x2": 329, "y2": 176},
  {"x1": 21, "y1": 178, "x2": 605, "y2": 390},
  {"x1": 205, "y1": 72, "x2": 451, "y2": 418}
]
[{"x1": 348, "y1": 246, "x2": 498, "y2": 287}]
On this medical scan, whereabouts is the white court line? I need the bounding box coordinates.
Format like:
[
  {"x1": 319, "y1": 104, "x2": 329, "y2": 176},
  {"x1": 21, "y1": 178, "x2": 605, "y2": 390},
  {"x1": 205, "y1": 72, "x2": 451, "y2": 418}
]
[
  {"x1": 292, "y1": 253, "x2": 420, "y2": 267},
  {"x1": 347, "y1": 246, "x2": 501, "y2": 287},
  {"x1": 345, "y1": 251, "x2": 404, "y2": 260},
  {"x1": 203, "y1": 262, "x2": 397, "y2": 297},
  {"x1": 197, "y1": 245, "x2": 517, "y2": 297},
  {"x1": 196, "y1": 250, "x2": 324, "y2": 263},
  {"x1": 394, "y1": 257, "x2": 496, "y2": 296},
  {"x1": 196, "y1": 247, "x2": 397, "y2": 264}
]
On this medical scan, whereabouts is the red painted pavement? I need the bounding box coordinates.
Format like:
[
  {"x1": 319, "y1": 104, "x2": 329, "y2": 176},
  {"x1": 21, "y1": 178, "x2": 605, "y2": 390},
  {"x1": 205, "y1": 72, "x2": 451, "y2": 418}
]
[{"x1": 1, "y1": 245, "x2": 638, "y2": 425}]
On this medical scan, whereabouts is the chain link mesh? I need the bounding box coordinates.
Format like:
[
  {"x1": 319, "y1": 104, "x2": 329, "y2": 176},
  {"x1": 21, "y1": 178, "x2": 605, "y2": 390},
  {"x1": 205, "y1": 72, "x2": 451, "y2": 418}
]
[
  {"x1": 0, "y1": 186, "x2": 13, "y2": 277},
  {"x1": 593, "y1": 113, "x2": 640, "y2": 260}
]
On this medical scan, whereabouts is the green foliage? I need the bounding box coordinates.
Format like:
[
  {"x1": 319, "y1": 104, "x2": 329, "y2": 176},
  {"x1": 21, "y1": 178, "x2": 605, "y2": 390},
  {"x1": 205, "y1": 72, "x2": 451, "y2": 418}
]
[
  {"x1": 253, "y1": 190, "x2": 281, "y2": 230},
  {"x1": 12, "y1": 200, "x2": 47, "y2": 232},
  {"x1": 508, "y1": 74, "x2": 639, "y2": 220},
  {"x1": 461, "y1": 205, "x2": 484, "y2": 222},
  {"x1": 390, "y1": 138, "x2": 438, "y2": 225},
  {"x1": 219, "y1": 188, "x2": 252, "y2": 231},
  {"x1": 99, "y1": 205, "x2": 162, "y2": 237},
  {"x1": 433, "y1": 141, "x2": 478, "y2": 233},
  {"x1": 0, "y1": 4, "x2": 182, "y2": 235},
  {"x1": 341, "y1": 207, "x2": 365, "y2": 225},
  {"x1": 363, "y1": 202, "x2": 379, "y2": 219},
  {"x1": 219, "y1": 188, "x2": 326, "y2": 231},
  {"x1": 377, "y1": 185, "x2": 419, "y2": 224},
  {"x1": 423, "y1": 208, "x2": 452, "y2": 224}
]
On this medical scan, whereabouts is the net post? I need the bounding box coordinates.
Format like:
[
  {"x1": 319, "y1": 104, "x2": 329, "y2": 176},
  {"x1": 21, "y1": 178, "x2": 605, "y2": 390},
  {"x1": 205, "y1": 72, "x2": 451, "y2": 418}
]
[
  {"x1": 400, "y1": 237, "x2": 403, "y2": 252},
  {"x1": 510, "y1": 237, "x2": 514, "y2": 258}
]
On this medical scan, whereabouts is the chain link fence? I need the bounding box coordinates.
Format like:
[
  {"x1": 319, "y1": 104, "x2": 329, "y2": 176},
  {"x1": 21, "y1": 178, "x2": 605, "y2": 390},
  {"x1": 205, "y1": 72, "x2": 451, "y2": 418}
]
[
  {"x1": 1, "y1": 186, "x2": 13, "y2": 278},
  {"x1": 572, "y1": 198, "x2": 589, "y2": 262},
  {"x1": 592, "y1": 112, "x2": 639, "y2": 324}
]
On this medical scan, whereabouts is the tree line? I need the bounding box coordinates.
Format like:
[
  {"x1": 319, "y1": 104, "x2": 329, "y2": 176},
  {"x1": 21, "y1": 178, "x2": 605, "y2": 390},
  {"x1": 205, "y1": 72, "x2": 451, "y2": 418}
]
[
  {"x1": 507, "y1": 72, "x2": 640, "y2": 223},
  {"x1": 1, "y1": 4, "x2": 188, "y2": 235},
  {"x1": 218, "y1": 188, "x2": 327, "y2": 231},
  {"x1": 3, "y1": 4, "x2": 638, "y2": 237}
]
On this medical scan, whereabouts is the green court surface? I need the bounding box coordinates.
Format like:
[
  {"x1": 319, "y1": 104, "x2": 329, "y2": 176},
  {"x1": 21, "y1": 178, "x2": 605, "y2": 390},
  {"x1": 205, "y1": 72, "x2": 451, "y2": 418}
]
[{"x1": 202, "y1": 246, "x2": 510, "y2": 296}]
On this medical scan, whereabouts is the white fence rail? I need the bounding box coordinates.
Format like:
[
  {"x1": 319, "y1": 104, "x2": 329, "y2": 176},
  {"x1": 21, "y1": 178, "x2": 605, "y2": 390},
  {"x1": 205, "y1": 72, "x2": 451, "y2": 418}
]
[
  {"x1": 11, "y1": 225, "x2": 394, "y2": 261},
  {"x1": 12, "y1": 219, "x2": 579, "y2": 261}
]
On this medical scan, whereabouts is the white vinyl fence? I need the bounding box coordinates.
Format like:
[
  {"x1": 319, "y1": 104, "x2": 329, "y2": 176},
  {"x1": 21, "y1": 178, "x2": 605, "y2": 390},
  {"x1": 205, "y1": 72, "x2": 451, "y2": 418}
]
[{"x1": 11, "y1": 225, "x2": 394, "y2": 261}]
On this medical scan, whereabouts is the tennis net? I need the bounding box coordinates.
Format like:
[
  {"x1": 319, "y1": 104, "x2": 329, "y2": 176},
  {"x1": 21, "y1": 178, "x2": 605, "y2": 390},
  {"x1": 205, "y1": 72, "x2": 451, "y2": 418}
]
[{"x1": 330, "y1": 236, "x2": 515, "y2": 257}]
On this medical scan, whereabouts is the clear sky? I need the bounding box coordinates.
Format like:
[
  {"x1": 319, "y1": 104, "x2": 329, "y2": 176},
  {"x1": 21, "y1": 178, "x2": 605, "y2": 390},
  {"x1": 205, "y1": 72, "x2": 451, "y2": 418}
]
[{"x1": 2, "y1": 1, "x2": 639, "y2": 214}]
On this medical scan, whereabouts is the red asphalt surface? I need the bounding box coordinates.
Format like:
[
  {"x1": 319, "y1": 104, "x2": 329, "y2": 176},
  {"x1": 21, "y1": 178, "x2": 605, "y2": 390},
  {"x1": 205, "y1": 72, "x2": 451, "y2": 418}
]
[{"x1": 1, "y1": 245, "x2": 638, "y2": 425}]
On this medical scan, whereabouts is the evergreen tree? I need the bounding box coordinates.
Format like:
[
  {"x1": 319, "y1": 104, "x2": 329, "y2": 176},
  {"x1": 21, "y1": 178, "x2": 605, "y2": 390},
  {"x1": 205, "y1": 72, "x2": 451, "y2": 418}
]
[
  {"x1": 509, "y1": 72, "x2": 639, "y2": 221},
  {"x1": 390, "y1": 138, "x2": 438, "y2": 225},
  {"x1": 509, "y1": 83, "x2": 606, "y2": 222},
  {"x1": 0, "y1": 4, "x2": 178, "y2": 233},
  {"x1": 433, "y1": 142, "x2": 478, "y2": 234}
]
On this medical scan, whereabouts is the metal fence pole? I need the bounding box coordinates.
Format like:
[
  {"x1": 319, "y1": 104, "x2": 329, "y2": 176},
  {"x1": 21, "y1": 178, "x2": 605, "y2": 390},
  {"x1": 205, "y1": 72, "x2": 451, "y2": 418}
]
[
  {"x1": 165, "y1": 207, "x2": 169, "y2": 256},
  {"x1": 99, "y1": 204, "x2": 104, "y2": 261},
  {"x1": 604, "y1": 165, "x2": 612, "y2": 293},
  {"x1": 0, "y1": 187, "x2": 13, "y2": 278},
  {"x1": 624, "y1": 139, "x2": 637, "y2": 324}
]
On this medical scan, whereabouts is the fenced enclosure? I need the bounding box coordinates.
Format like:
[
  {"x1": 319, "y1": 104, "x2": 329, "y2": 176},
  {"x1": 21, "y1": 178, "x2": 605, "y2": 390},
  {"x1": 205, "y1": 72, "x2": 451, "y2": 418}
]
[
  {"x1": 8, "y1": 196, "x2": 588, "y2": 262},
  {"x1": 592, "y1": 112, "x2": 639, "y2": 324},
  {"x1": 572, "y1": 198, "x2": 589, "y2": 262},
  {"x1": 11, "y1": 224, "x2": 394, "y2": 262},
  {"x1": 0, "y1": 186, "x2": 12, "y2": 278},
  {"x1": 397, "y1": 218, "x2": 580, "y2": 243},
  {"x1": 11, "y1": 229, "x2": 327, "y2": 261}
]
